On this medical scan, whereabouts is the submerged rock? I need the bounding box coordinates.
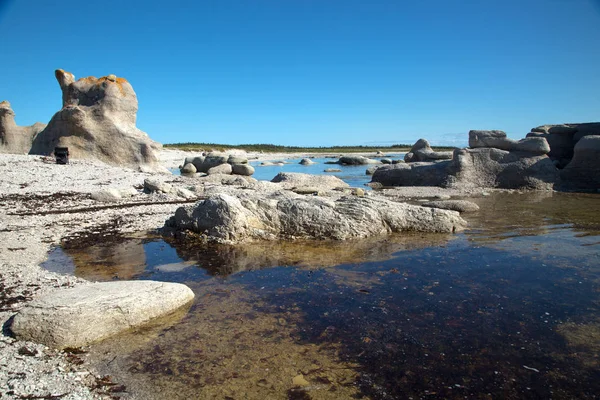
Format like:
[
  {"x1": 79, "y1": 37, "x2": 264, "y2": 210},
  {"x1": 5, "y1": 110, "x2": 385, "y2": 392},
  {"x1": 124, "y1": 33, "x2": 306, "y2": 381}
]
[
  {"x1": 0, "y1": 101, "x2": 46, "y2": 154},
  {"x1": 338, "y1": 155, "x2": 379, "y2": 165},
  {"x1": 421, "y1": 200, "x2": 480, "y2": 213},
  {"x1": 11, "y1": 281, "x2": 194, "y2": 348},
  {"x1": 165, "y1": 191, "x2": 467, "y2": 243},
  {"x1": 299, "y1": 158, "x2": 316, "y2": 165},
  {"x1": 29, "y1": 69, "x2": 165, "y2": 171}
]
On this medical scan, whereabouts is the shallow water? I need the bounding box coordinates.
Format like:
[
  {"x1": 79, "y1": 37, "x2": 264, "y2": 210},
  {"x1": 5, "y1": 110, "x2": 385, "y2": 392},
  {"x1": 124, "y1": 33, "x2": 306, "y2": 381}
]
[
  {"x1": 43, "y1": 191, "x2": 600, "y2": 399},
  {"x1": 172, "y1": 154, "x2": 406, "y2": 188}
]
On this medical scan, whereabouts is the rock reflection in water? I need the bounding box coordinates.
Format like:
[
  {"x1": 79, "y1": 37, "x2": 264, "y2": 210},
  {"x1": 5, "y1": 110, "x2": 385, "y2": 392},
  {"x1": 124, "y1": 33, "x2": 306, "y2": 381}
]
[{"x1": 59, "y1": 232, "x2": 455, "y2": 282}]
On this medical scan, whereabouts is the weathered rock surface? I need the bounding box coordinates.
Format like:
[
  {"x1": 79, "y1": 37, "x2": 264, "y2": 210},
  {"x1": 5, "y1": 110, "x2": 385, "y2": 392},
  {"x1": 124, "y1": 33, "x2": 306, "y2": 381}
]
[
  {"x1": 11, "y1": 281, "x2": 195, "y2": 348},
  {"x1": 271, "y1": 172, "x2": 349, "y2": 190},
  {"x1": 404, "y1": 139, "x2": 453, "y2": 162},
  {"x1": 469, "y1": 130, "x2": 550, "y2": 155},
  {"x1": 29, "y1": 69, "x2": 165, "y2": 171},
  {"x1": 422, "y1": 200, "x2": 480, "y2": 213},
  {"x1": 165, "y1": 192, "x2": 467, "y2": 243},
  {"x1": 559, "y1": 135, "x2": 600, "y2": 190},
  {"x1": 373, "y1": 148, "x2": 558, "y2": 190},
  {"x1": 0, "y1": 101, "x2": 46, "y2": 154},
  {"x1": 232, "y1": 163, "x2": 255, "y2": 176}
]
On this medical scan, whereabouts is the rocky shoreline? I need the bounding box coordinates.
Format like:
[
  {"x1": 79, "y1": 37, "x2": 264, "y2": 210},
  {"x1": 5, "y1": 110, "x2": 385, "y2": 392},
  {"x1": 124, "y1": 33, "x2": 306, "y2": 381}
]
[{"x1": 0, "y1": 149, "x2": 485, "y2": 399}]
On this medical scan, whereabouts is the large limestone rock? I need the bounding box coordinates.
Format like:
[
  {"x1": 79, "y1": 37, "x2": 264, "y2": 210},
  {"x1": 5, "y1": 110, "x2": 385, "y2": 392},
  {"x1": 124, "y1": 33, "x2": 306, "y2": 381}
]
[
  {"x1": 0, "y1": 101, "x2": 46, "y2": 154},
  {"x1": 404, "y1": 138, "x2": 453, "y2": 162},
  {"x1": 372, "y1": 148, "x2": 558, "y2": 190},
  {"x1": 11, "y1": 281, "x2": 195, "y2": 348},
  {"x1": 469, "y1": 130, "x2": 550, "y2": 155},
  {"x1": 165, "y1": 192, "x2": 466, "y2": 243},
  {"x1": 559, "y1": 135, "x2": 600, "y2": 190},
  {"x1": 371, "y1": 161, "x2": 451, "y2": 187},
  {"x1": 447, "y1": 148, "x2": 558, "y2": 190},
  {"x1": 29, "y1": 69, "x2": 164, "y2": 171}
]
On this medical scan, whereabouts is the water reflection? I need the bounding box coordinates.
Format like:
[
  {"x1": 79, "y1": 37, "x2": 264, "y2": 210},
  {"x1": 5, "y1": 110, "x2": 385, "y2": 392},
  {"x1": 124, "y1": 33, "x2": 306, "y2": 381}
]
[{"x1": 43, "y1": 191, "x2": 600, "y2": 399}]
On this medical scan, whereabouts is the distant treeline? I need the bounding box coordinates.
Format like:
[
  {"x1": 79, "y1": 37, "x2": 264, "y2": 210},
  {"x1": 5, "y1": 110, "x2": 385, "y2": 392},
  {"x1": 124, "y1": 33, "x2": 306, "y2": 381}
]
[{"x1": 164, "y1": 142, "x2": 458, "y2": 153}]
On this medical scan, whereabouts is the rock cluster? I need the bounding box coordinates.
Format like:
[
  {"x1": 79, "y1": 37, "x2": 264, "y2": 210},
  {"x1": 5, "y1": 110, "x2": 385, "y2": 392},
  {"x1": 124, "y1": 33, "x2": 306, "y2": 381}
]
[
  {"x1": 373, "y1": 130, "x2": 559, "y2": 190},
  {"x1": 28, "y1": 70, "x2": 165, "y2": 171},
  {"x1": 0, "y1": 101, "x2": 46, "y2": 154},
  {"x1": 180, "y1": 152, "x2": 255, "y2": 176},
  {"x1": 527, "y1": 123, "x2": 600, "y2": 168}
]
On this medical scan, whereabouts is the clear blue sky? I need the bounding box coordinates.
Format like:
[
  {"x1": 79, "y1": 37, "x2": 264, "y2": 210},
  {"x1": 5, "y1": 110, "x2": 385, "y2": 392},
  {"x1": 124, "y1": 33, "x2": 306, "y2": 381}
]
[{"x1": 1, "y1": 0, "x2": 599, "y2": 147}]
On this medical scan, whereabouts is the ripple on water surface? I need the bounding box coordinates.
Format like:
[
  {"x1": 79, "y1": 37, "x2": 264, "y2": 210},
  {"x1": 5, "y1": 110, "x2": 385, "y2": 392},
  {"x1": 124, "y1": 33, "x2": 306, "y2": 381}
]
[{"x1": 42, "y1": 191, "x2": 600, "y2": 399}]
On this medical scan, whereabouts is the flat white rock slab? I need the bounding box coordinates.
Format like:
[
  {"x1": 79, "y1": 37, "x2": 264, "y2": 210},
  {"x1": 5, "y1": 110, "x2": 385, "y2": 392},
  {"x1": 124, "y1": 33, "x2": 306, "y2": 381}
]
[{"x1": 11, "y1": 281, "x2": 195, "y2": 348}]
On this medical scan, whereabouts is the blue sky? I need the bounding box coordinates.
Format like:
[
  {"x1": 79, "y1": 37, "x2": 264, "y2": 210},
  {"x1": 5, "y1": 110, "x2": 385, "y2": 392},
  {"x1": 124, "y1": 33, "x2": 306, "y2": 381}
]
[{"x1": 1, "y1": 0, "x2": 599, "y2": 147}]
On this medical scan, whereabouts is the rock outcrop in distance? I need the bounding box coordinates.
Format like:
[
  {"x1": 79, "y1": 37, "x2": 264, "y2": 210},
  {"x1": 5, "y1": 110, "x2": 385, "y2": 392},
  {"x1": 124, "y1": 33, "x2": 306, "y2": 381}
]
[
  {"x1": 375, "y1": 130, "x2": 559, "y2": 190},
  {"x1": 0, "y1": 101, "x2": 46, "y2": 154},
  {"x1": 404, "y1": 138, "x2": 454, "y2": 162},
  {"x1": 164, "y1": 191, "x2": 467, "y2": 244},
  {"x1": 29, "y1": 69, "x2": 165, "y2": 172}
]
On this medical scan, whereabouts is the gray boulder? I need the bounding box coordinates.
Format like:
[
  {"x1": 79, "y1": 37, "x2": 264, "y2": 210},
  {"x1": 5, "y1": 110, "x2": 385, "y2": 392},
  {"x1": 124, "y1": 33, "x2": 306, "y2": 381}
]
[
  {"x1": 197, "y1": 152, "x2": 229, "y2": 173},
  {"x1": 227, "y1": 155, "x2": 248, "y2": 165},
  {"x1": 338, "y1": 155, "x2": 379, "y2": 165},
  {"x1": 372, "y1": 162, "x2": 450, "y2": 187},
  {"x1": 180, "y1": 163, "x2": 197, "y2": 174},
  {"x1": 189, "y1": 156, "x2": 206, "y2": 170},
  {"x1": 144, "y1": 178, "x2": 173, "y2": 194},
  {"x1": 560, "y1": 135, "x2": 600, "y2": 190},
  {"x1": 469, "y1": 130, "x2": 550, "y2": 155},
  {"x1": 299, "y1": 158, "x2": 316, "y2": 165},
  {"x1": 91, "y1": 188, "x2": 122, "y2": 202},
  {"x1": 232, "y1": 163, "x2": 255, "y2": 176},
  {"x1": 404, "y1": 139, "x2": 453, "y2": 162},
  {"x1": 366, "y1": 165, "x2": 380, "y2": 175},
  {"x1": 271, "y1": 172, "x2": 349, "y2": 190},
  {"x1": 29, "y1": 69, "x2": 164, "y2": 171},
  {"x1": 0, "y1": 101, "x2": 46, "y2": 154},
  {"x1": 165, "y1": 192, "x2": 467, "y2": 243},
  {"x1": 207, "y1": 163, "x2": 232, "y2": 175},
  {"x1": 324, "y1": 168, "x2": 341, "y2": 172},
  {"x1": 422, "y1": 200, "x2": 480, "y2": 213},
  {"x1": 11, "y1": 281, "x2": 194, "y2": 348}
]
